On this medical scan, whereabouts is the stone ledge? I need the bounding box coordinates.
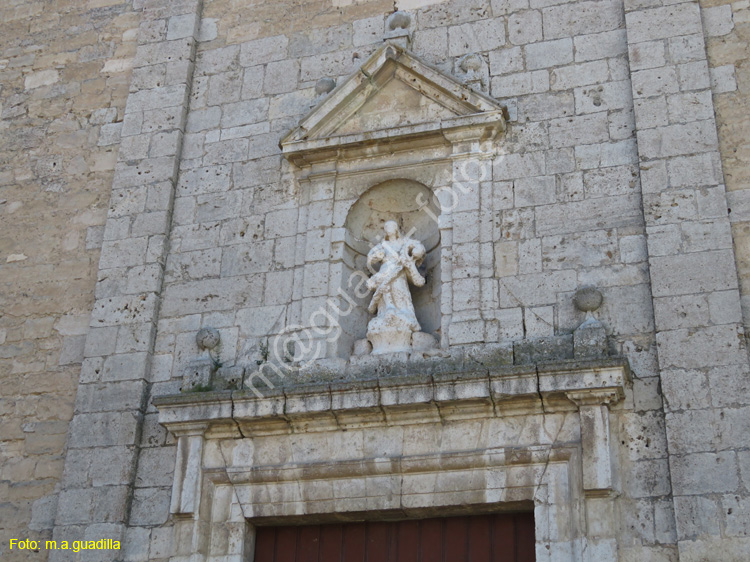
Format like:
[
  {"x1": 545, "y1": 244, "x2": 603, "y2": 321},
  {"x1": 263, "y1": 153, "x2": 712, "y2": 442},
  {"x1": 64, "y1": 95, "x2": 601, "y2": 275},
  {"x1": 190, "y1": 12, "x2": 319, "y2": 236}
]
[{"x1": 154, "y1": 356, "x2": 629, "y2": 437}]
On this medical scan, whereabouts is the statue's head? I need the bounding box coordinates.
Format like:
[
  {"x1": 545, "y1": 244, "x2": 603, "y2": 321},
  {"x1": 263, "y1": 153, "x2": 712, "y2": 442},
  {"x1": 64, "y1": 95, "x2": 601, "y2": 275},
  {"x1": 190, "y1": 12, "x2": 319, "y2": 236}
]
[{"x1": 383, "y1": 220, "x2": 400, "y2": 240}]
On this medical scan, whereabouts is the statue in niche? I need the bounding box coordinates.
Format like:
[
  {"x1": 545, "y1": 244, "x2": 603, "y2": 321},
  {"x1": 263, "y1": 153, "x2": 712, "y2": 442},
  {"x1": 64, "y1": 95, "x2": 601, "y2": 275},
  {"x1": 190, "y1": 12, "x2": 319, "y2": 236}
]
[{"x1": 365, "y1": 221, "x2": 426, "y2": 354}]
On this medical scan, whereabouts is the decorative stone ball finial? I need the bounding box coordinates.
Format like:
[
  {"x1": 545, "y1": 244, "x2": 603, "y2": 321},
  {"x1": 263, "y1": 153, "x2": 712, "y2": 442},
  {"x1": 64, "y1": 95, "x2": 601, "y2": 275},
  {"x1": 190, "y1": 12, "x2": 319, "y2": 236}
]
[
  {"x1": 573, "y1": 286, "x2": 603, "y2": 313},
  {"x1": 315, "y1": 77, "x2": 336, "y2": 96},
  {"x1": 387, "y1": 11, "x2": 412, "y2": 31},
  {"x1": 196, "y1": 327, "x2": 220, "y2": 351},
  {"x1": 459, "y1": 53, "x2": 483, "y2": 73}
]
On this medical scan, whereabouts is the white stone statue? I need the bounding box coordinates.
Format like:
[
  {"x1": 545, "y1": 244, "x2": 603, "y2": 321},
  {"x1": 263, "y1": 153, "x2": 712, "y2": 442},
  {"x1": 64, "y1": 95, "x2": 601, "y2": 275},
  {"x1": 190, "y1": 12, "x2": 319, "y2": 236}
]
[{"x1": 365, "y1": 221, "x2": 426, "y2": 354}]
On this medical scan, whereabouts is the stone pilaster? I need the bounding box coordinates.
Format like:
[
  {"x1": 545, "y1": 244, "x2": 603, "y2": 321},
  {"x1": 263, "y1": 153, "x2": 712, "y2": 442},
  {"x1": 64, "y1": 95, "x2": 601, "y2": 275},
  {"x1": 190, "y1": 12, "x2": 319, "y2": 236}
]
[
  {"x1": 51, "y1": 1, "x2": 202, "y2": 560},
  {"x1": 625, "y1": 1, "x2": 750, "y2": 558}
]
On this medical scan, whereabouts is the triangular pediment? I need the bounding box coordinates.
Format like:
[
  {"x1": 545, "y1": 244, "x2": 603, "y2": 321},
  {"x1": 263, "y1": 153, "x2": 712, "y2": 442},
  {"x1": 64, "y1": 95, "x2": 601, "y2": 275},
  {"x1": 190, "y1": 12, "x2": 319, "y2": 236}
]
[
  {"x1": 333, "y1": 77, "x2": 459, "y2": 136},
  {"x1": 281, "y1": 43, "x2": 506, "y2": 165}
]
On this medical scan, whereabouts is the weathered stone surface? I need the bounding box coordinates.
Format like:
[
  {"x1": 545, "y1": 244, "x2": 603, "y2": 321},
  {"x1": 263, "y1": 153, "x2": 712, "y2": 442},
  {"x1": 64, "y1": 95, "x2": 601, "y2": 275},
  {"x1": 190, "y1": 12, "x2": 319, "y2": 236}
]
[{"x1": 3, "y1": 0, "x2": 750, "y2": 560}]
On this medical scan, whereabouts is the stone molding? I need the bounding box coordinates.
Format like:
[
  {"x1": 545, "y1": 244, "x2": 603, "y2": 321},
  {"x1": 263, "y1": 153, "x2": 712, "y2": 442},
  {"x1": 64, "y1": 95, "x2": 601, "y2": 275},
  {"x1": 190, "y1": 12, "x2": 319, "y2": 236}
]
[
  {"x1": 155, "y1": 358, "x2": 629, "y2": 436},
  {"x1": 155, "y1": 357, "x2": 628, "y2": 561},
  {"x1": 280, "y1": 43, "x2": 506, "y2": 167}
]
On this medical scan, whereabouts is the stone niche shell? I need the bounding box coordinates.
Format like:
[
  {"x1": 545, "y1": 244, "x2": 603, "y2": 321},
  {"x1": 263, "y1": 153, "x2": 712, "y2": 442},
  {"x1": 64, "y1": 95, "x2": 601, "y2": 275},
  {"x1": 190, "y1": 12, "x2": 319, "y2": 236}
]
[{"x1": 342, "y1": 178, "x2": 442, "y2": 345}]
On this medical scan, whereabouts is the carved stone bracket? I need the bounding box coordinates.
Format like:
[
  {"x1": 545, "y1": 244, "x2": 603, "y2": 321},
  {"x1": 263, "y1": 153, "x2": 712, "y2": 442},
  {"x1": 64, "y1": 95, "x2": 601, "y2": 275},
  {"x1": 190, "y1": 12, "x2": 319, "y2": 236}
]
[{"x1": 566, "y1": 389, "x2": 622, "y2": 497}]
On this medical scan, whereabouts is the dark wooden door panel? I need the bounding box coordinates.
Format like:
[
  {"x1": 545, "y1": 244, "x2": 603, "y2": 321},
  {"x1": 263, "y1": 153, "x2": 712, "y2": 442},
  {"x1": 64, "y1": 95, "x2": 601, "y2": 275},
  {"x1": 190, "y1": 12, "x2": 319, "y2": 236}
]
[
  {"x1": 254, "y1": 512, "x2": 535, "y2": 562},
  {"x1": 319, "y1": 524, "x2": 343, "y2": 560}
]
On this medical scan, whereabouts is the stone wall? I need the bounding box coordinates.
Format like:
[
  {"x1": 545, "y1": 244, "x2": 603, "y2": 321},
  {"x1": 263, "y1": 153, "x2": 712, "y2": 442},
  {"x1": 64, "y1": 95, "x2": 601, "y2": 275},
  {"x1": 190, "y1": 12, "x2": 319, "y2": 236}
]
[
  {"x1": 701, "y1": 0, "x2": 750, "y2": 343},
  {"x1": 120, "y1": 0, "x2": 676, "y2": 559},
  {"x1": 0, "y1": 0, "x2": 749, "y2": 560},
  {"x1": 0, "y1": 1, "x2": 137, "y2": 560}
]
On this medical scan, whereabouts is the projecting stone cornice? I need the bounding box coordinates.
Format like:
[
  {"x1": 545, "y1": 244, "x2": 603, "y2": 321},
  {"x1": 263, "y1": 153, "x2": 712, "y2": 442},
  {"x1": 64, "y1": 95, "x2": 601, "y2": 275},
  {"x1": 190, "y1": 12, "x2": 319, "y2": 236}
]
[{"x1": 153, "y1": 356, "x2": 629, "y2": 439}]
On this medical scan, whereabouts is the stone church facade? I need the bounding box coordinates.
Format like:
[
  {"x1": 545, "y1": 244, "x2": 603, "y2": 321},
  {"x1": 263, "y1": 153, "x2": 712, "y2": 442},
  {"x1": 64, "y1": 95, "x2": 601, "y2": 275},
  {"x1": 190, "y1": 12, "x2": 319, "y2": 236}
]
[{"x1": 1, "y1": 0, "x2": 749, "y2": 560}]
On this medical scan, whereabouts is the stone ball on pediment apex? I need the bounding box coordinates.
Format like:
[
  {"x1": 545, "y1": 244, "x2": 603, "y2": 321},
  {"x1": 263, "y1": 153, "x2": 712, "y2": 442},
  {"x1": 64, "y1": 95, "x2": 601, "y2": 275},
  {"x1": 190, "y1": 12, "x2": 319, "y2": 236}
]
[
  {"x1": 315, "y1": 77, "x2": 336, "y2": 96},
  {"x1": 573, "y1": 286, "x2": 603, "y2": 313},
  {"x1": 387, "y1": 11, "x2": 412, "y2": 31}
]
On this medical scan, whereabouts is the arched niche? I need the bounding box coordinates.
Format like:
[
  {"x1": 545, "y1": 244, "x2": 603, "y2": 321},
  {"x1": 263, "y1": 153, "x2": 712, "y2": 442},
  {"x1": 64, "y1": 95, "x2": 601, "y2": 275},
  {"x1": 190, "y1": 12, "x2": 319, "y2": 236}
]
[{"x1": 339, "y1": 179, "x2": 442, "y2": 354}]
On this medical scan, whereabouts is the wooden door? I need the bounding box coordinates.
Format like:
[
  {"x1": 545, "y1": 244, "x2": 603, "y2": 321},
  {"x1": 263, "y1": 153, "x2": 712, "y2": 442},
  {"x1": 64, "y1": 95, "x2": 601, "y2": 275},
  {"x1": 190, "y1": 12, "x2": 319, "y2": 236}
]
[{"x1": 254, "y1": 512, "x2": 535, "y2": 562}]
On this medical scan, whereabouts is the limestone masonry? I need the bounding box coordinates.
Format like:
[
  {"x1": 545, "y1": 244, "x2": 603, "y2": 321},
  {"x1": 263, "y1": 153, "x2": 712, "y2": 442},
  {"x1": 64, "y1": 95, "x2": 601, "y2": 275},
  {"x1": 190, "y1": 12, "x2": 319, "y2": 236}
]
[{"x1": 1, "y1": 0, "x2": 749, "y2": 560}]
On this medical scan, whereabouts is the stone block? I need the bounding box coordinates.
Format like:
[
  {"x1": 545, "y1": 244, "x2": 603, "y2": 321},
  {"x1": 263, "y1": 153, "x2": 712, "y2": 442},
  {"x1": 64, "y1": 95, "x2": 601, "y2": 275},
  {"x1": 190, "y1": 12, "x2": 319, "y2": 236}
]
[
  {"x1": 549, "y1": 112, "x2": 610, "y2": 147},
  {"x1": 657, "y1": 324, "x2": 746, "y2": 370},
  {"x1": 574, "y1": 29, "x2": 627, "y2": 62},
  {"x1": 708, "y1": 289, "x2": 744, "y2": 326},
  {"x1": 494, "y1": 241, "x2": 518, "y2": 277},
  {"x1": 574, "y1": 320, "x2": 608, "y2": 358},
  {"x1": 507, "y1": 10, "x2": 543, "y2": 45},
  {"x1": 525, "y1": 38, "x2": 573, "y2": 70},
  {"x1": 543, "y1": 0, "x2": 623, "y2": 40},
  {"x1": 671, "y1": 452, "x2": 739, "y2": 495},
  {"x1": 113, "y1": 157, "x2": 179, "y2": 190},
  {"x1": 212, "y1": 365, "x2": 244, "y2": 391},
  {"x1": 650, "y1": 250, "x2": 739, "y2": 297},
  {"x1": 676, "y1": 61, "x2": 710, "y2": 92},
  {"x1": 126, "y1": 84, "x2": 188, "y2": 114},
  {"x1": 666, "y1": 152, "x2": 722, "y2": 188},
  {"x1": 681, "y1": 220, "x2": 733, "y2": 253},
  {"x1": 653, "y1": 293, "x2": 709, "y2": 331},
  {"x1": 239, "y1": 35, "x2": 288, "y2": 67},
  {"x1": 263, "y1": 59, "x2": 299, "y2": 95},
  {"x1": 181, "y1": 359, "x2": 213, "y2": 391},
  {"x1": 25, "y1": 69, "x2": 60, "y2": 90},
  {"x1": 196, "y1": 45, "x2": 240, "y2": 77},
  {"x1": 517, "y1": 92, "x2": 575, "y2": 122},
  {"x1": 353, "y1": 15, "x2": 384, "y2": 47},
  {"x1": 575, "y1": 139, "x2": 638, "y2": 169},
  {"x1": 551, "y1": 60, "x2": 609, "y2": 91},
  {"x1": 525, "y1": 306, "x2": 554, "y2": 338},
  {"x1": 448, "y1": 18, "x2": 506, "y2": 56},
  {"x1": 666, "y1": 409, "x2": 718, "y2": 455},
  {"x1": 199, "y1": 17, "x2": 218, "y2": 42},
  {"x1": 644, "y1": 189, "x2": 698, "y2": 225},
  {"x1": 543, "y1": 229, "x2": 619, "y2": 270},
  {"x1": 637, "y1": 120, "x2": 719, "y2": 159},
  {"x1": 536, "y1": 195, "x2": 642, "y2": 237},
  {"x1": 495, "y1": 308, "x2": 524, "y2": 340},
  {"x1": 135, "y1": 446, "x2": 176, "y2": 488},
  {"x1": 703, "y1": 5, "x2": 734, "y2": 37},
  {"x1": 129, "y1": 487, "x2": 171, "y2": 526},
  {"x1": 75, "y1": 380, "x2": 146, "y2": 413},
  {"x1": 59, "y1": 335, "x2": 86, "y2": 365},
  {"x1": 710, "y1": 64, "x2": 737, "y2": 94},
  {"x1": 514, "y1": 175, "x2": 556, "y2": 207},
  {"x1": 489, "y1": 46, "x2": 523, "y2": 76},
  {"x1": 167, "y1": 13, "x2": 197, "y2": 41},
  {"x1": 448, "y1": 320, "x2": 485, "y2": 345},
  {"x1": 56, "y1": 489, "x2": 95, "y2": 525},
  {"x1": 494, "y1": 151, "x2": 545, "y2": 180},
  {"x1": 623, "y1": 458, "x2": 672, "y2": 498},
  {"x1": 499, "y1": 270, "x2": 577, "y2": 308},
  {"x1": 29, "y1": 493, "x2": 58, "y2": 531},
  {"x1": 625, "y1": 4, "x2": 702, "y2": 44},
  {"x1": 513, "y1": 335, "x2": 573, "y2": 364},
  {"x1": 68, "y1": 412, "x2": 141, "y2": 449},
  {"x1": 185, "y1": 107, "x2": 220, "y2": 135},
  {"x1": 634, "y1": 96, "x2": 669, "y2": 130},
  {"x1": 575, "y1": 80, "x2": 631, "y2": 115},
  {"x1": 491, "y1": 70, "x2": 549, "y2": 97}
]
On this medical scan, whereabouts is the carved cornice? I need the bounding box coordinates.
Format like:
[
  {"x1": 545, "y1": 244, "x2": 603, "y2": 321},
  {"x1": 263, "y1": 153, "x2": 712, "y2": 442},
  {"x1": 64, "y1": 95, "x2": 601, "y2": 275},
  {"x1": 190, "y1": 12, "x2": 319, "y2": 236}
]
[{"x1": 154, "y1": 358, "x2": 630, "y2": 438}]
